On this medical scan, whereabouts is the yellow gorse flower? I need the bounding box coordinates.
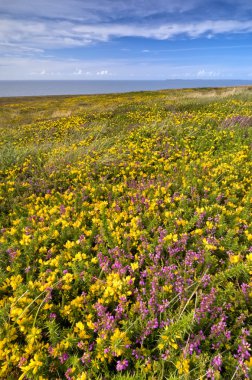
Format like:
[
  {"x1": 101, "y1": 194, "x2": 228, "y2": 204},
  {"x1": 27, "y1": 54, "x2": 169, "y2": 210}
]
[{"x1": 175, "y1": 358, "x2": 190, "y2": 375}]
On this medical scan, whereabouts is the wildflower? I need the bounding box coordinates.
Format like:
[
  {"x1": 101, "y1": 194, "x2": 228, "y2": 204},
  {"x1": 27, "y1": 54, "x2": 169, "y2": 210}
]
[
  {"x1": 206, "y1": 367, "x2": 215, "y2": 380},
  {"x1": 241, "y1": 283, "x2": 250, "y2": 298},
  {"x1": 211, "y1": 354, "x2": 222, "y2": 371},
  {"x1": 59, "y1": 353, "x2": 69, "y2": 364},
  {"x1": 175, "y1": 358, "x2": 190, "y2": 375},
  {"x1": 229, "y1": 254, "x2": 241, "y2": 264},
  {"x1": 234, "y1": 328, "x2": 251, "y2": 377},
  {"x1": 110, "y1": 329, "x2": 131, "y2": 356},
  {"x1": 116, "y1": 359, "x2": 129, "y2": 371},
  {"x1": 65, "y1": 367, "x2": 73, "y2": 380},
  {"x1": 19, "y1": 354, "x2": 43, "y2": 378}
]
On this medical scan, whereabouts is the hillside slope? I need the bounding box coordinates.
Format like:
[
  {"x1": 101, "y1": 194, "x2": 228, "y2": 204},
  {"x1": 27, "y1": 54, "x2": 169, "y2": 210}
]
[{"x1": 0, "y1": 87, "x2": 252, "y2": 379}]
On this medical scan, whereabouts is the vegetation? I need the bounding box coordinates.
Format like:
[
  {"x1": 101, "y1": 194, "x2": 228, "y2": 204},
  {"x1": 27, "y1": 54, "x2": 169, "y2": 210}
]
[{"x1": 0, "y1": 86, "x2": 252, "y2": 379}]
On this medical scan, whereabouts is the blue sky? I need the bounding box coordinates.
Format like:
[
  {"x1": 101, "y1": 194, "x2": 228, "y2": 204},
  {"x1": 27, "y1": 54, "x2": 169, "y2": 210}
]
[{"x1": 1, "y1": 0, "x2": 252, "y2": 80}]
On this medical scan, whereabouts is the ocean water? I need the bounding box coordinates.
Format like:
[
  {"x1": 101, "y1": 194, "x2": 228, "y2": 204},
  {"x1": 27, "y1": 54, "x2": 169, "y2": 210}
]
[{"x1": 0, "y1": 80, "x2": 251, "y2": 97}]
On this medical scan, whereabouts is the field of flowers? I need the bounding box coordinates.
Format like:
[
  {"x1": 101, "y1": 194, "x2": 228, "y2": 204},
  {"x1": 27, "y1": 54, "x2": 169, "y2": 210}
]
[{"x1": 0, "y1": 87, "x2": 252, "y2": 379}]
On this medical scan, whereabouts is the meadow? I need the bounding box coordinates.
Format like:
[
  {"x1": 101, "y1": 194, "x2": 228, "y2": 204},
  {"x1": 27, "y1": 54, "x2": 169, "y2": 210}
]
[{"x1": 0, "y1": 86, "x2": 251, "y2": 380}]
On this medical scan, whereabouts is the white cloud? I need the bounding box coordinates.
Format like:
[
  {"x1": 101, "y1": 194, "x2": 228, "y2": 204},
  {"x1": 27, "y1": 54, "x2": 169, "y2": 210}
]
[
  {"x1": 73, "y1": 68, "x2": 82, "y2": 75},
  {"x1": 0, "y1": 1, "x2": 206, "y2": 22},
  {"x1": 1, "y1": 17, "x2": 252, "y2": 55},
  {"x1": 0, "y1": 42, "x2": 44, "y2": 54},
  {"x1": 96, "y1": 70, "x2": 109, "y2": 76},
  {"x1": 197, "y1": 69, "x2": 220, "y2": 78},
  {"x1": 2, "y1": 1, "x2": 252, "y2": 25}
]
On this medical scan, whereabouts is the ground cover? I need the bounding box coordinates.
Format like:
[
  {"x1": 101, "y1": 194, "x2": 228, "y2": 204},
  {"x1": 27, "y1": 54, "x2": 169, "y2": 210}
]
[{"x1": 0, "y1": 87, "x2": 252, "y2": 379}]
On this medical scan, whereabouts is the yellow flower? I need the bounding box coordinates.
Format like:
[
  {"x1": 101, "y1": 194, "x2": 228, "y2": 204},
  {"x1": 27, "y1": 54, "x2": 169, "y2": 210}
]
[
  {"x1": 130, "y1": 262, "x2": 139, "y2": 271},
  {"x1": 245, "y1": 231, "x2": 252, "y2": 241},
  {"x1": 20, "y1": 234, "x2": 32, "y2": 246},
  {"x1": 245, "y1": 356, "x2": 252, "y2": 368},
  {"x1": 27, "y1": 327, "x2": 42, "y2": 345},
  {"x1": 77, "y1": 373, "x2": 88, "y2": 380},
  {"x1": 64, "y1": 240, "x2": 75, "y2": 249},
  {"x1": 176, "y1": 358, "x2": 190, "y2": 375},
  {"x1": 229, "y1": 255, "x2": 241, "y2": 264},
  {"x1": 75, "y1": 321, "x2": 85, "y2": 331},
  {"x1": 19, "y1": 354, "x2": 43, "y2": 379},
  {"x1": 110, "y1": 328, "x2": 131, "y2": 356},
  {"x1": 9, "y1": 275, "x2": 23, "y2": 291},
  {"x1": 246, "y1": 253, "x2": 252, "y2": 262}
]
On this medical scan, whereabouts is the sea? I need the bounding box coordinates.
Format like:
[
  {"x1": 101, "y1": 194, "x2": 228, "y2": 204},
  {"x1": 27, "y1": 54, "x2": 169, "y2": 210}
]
[{"x1": 0, "y1": 80, "x2": 251, "y2": 97}]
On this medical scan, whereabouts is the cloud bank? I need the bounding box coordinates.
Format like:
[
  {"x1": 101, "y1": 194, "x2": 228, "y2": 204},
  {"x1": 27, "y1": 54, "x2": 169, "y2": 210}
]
[
  {"x1": 1, "y1": 1, "x2": 252, "y2": 53},
  {"x1": 1, "y1": 1, "x2": 252, "y2": 79}
]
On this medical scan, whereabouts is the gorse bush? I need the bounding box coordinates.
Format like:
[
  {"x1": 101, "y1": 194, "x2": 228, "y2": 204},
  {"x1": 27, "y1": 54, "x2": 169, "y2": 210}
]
[{"x1": 0, "y1": 87, "x2": 251, "y2": 379}]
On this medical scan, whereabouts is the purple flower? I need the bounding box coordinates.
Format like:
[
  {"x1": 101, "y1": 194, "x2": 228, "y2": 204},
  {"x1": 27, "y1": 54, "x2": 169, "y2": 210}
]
[
  {"x1": 241, "y1": 283, "x2": 250, "y2": 298},
  {"x1": 201, "y1": 274, "x2": 211, "y2": 288},
  {"x1": 210, "y1": 316, "x2": 227, "y2": 338},
  {"x1": 185, "y1": 250, "x2": 204, "y2": 267},
  {"x1": 81, "y1": 352, "x2": 91, "y2": 364},
  {"x1": 7, "y1": 248, "x2": 18, "y2": 262},
  {"x1": 116, "y1": 359, "x2": 129, "y2": 371},
  {"x1": 45, "y1": 287, "x2": 53, "y2": 302},
  {"x1": 48, "y1": 346, "x2": 54, "y2": 355},
  {"x1": 188, "y1": 331, "x2": 205, "y2": 355},
  {"x1": 211, "y1": 354, "x2": 222, "y2": 371},
  {"x1": 65, "y1": 368, "x2": 72, "y2": 380},
  {"x1": 161, "y1": 350, "x2": 170, "y2": 360},
  {"x1": 195, "y1": 288, "x2": 216, "y2": 322},
  {"x1": 234, "y1": 328, "x2": 251, "y2": 378},
  {"x1": 49, "y1": 313, "x2": 57, "y2": 319},
  {"x1": 206, "y1": 368, "x2": 215, "y2": 380},
  {"x1": 78, "y1": 234, "x2": 85, "y2": 242},
  {"x1": 59, "y1": 353, "x2": 69, "y2": 364},
  {"x1": 18, "y1": 357, "x2": 27, "y2": 367},
  {"x1": 60, "y1": 204, "x2": 66, "y2": 215}
]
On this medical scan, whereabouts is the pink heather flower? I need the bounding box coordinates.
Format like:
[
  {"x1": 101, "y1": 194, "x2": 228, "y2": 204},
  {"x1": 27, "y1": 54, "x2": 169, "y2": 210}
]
[
  {"x1": 211, "y1": 354, "x2": 222, "y2": 371},
  {"x1": 18, "y1": 357, "x2": 27, "y2": 367},
  {"x1": 206, "y1": 368, "x2": 215, "y2": 379},
  {"x1": 65, "y1": 368, "x2": 72, "y2": 380},
  {"x1": 201, "y1": 274, "x2": 211, "y2": 288},
  {"x1": 195, "y1": 288, "x2": 216, "y2": 322},
  {"x1": 78, "y1": 341, "x2": 85, "y2": 350},
  {"x1": 48, "y1": 346, "x2": 54, "y2": 355},
  {"x1": 234, "y1": 328, "x2": 251, "y2": 378},
  {"x1": 81, "y1": 352, "x2": 91, "y2": 364},
  {"x1": 210, "y1": 316, "x2": 227, "y2": 338},
  {"x1": 78, "y1": 234, "x2": 85, "y2": 242},
  {"x1": 59, "y1": 353, "x2": 69, "y2": 364},
  {"x1": 161, "y1": 350, "x2": 170, "y2": 360},
  {"x1": 60, "y1": 204, "x2": 66, "y2": 215},
  {"x1": 116, "y1": 359, "x2": 129, "y2": 371},
  {"x1": 241, "y1": 283, "x2": 250, "y2": 298},
  {"x1": 7, "y1": 248, "x2": 18, "y2": 262}
]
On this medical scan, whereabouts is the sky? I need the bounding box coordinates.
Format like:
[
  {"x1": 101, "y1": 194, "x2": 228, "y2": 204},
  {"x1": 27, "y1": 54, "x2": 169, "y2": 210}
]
[{"x1": 1, "y1": 0, "x2": 252, "y2": 80}]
